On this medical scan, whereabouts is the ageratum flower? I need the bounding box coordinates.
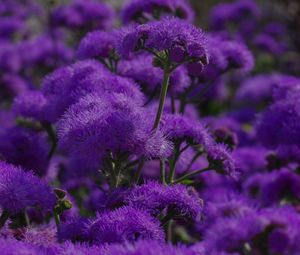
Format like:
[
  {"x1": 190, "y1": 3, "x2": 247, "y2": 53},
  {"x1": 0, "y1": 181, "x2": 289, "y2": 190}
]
[
  {"x1": 161, "y1": 113, "x2": 214, "y2": 148},
  {"x1": 0, "y1": 42, "x2": 21, "y2": 73},
  {"x1": 125, "y1": 181, "x2": 203, "y2": 220},
  {"x1": 42, "y1": 60, "x2": 144, "y2": 122},
  {"x1": 0, "y1": 74, "x2": 29, "y2": 98},
  {"x1": 221, "y1": 41, "x2": 254, "y2": 73},
  {"x1": 0, "y1": 127, "x2": 49, "y2": 176},
  {"x1": 51, "y1": 0, "x2": 115, "y2": 30},
  {"x1": 17, "y1": 34, "x2": 73, "y2": 69},
  {"x1": 210, "y1": 0, "x2": 260, "y2": 31},
  {"x1": 57, "y1": 93, "x2": 170, "y2": 170},
  {"x1": 103, "y1": 240, "x2": 198, "y2": 255},
  {"x1": 207, "y1": 144, "x2": 238, "y2": 178},
  {"x1": 256, "y1": 92, "x2": 300, "y2": 148},
  {"x1": 0, "y1": 238, "x2": 52, "y2": 255},
  {"x1": 243, "y1": 168, "x2": 300, "y2": 206},
  {"x1": 87, "y1": 206, "x2": 164, "y2": 244},
  {"x1": 116, "y1": 17, "x2": 208, "y2": 65},
  {"x1": 57, "y1": 217, "x2": 90, "y2": 243},
  {"x1": 118, "y1": 54, "x2": 190, "y2": 95},
  {"x1": 77, "y1": 30, "x2": 115, "y2": 60},
  {"x1": 13, "y1": 91, "x2": 47, "y2": 122},
  {"x1": 236, "y1": 73, "x2": 300, "y2": 104},
  {"x1": 0, "y1": 161, "x2": 55, "y2": 214},
  {"x1": 121, "y1": 0, "x2": 194, "y2": 24}
]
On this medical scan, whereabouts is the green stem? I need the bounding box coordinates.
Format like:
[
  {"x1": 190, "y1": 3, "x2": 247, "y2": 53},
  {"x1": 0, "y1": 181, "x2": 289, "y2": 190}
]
[
  {"x1": 42, "y1": 122, "x2": 57, "y2": 159},
  {"x1": 168, "y1": 142, "x2": 181, "y2": 183},
  {"x1": 53, "y1": 210, "x2": 60, "y2": 228},
  {"x1": 183, "y1": 150, "x2": 203, "y2": 173},
  {"x1": 133, "y1": 159, "x2": 145, "y2": 184},
  {"x1": 153, "y1": 68, "x2": 171, "y2": 129},
  {"x1": 0, "y1": 210, "x2": 9, "y2": 229},
  {"x1": 172, "y1": 167, "x2": 213, "y2": 184},
  {"x1": 160, "y1": 159, "x2": 166, "y2": 185}
]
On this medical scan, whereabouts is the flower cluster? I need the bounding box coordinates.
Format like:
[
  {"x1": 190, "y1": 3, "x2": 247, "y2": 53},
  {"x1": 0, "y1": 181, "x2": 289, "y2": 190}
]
[{"x1": 0, "y1": 0, "x2": 299, "y2": 254}]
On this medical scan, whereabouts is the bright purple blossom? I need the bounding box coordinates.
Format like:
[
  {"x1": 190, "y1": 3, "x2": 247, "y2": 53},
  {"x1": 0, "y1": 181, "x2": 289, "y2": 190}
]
[
  {"x1": 88, "y1": 206, "x2": 165, "y2": 244},
  {"x1": 51, "y1": 0, "x2": 115, "y2": 30},
  {"x1": 0, "y1": 161, "x2": 55, "y2": 214},
  {"x1": 116, "y1": 17, "x2": 208, "y2": 64},
  {"x1": 121, "y1": 0, "x2": 194, "y2": 24},
  {"x1": 77, "y1": 30, "x2": 115, "y2": 60},
  {"x1": 125, "y1": 181, "x2": 203, "y2": 220}
]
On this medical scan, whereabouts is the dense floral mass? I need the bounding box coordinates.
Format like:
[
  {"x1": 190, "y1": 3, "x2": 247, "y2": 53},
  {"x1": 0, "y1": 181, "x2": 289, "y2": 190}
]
[{"x1": 0, "y1": 0, "x2": 299, "y2": 254}]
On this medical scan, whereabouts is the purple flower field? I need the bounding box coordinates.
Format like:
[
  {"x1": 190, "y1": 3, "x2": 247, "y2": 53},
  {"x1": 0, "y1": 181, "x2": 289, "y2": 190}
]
[{"x1": 0, "y1": 0, "x2": 300, "y2": 254}]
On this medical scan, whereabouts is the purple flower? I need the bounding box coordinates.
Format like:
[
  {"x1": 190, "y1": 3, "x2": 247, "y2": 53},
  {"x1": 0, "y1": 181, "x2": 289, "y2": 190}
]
[
  {"x1": 256, "y1": 93, "x2": 300, "y2": 148},
  {"x1": 207, "y1": 144, "x2": 238, "y2": 178},
  {"x1": 121, "y1": 0, "x2": 194, "y2": 24},
  {"x1": 210, "y1": 0, "x2": 260, "y2": 31},
  {"x1": 0, "y1": 42, "x2": 21, "y2": 73},
  {"x1": 236, "y1": 73, "x2": 300, "y2": 104},
  {"x1": 0, "y1": 238, "x2": 52, "y2": 255},
  {"x1": 232, "y1": 146, "x2": 268, "y2": 174},
  {"x1": 17, "y1": 35, "x2": 73, "y2": 69},
  {"x1": 13, "y1": 91, "x2": 47, "y2": 122},
  {"x1": 103, "y1": 240, "x2": 198, "y2": 255},
  {"x1": 57, "y1": 217, "x2": 90, "y2": 243},
  {"x1": 42, "y1": 60, "x2": 144, "y2": 122},
  {"x1": 221, "y1": 40, "x2": 254, "y2": 73},
  {"x1": 254, "y1": 33, "x2": 285, "y2": 55},
  {"x1": 51, "y1": 0, "x2": 115, "y2": 30},
  {"x1": 0, "y1": 74, "x2": 29, "y2": 98},
  {"x1": 116, "y1": 17, "x2": 208, "y2": 64},
  {"x1": 125, "y1": 181, "x2": 203, "y2": 220},
  {"x1": 87, "y1": 206, "x2": 164, "y2": 244},
  {"x1": 0, "y1": 127, "x2": 49, "y2": 176},
  {"x1": 77, "y1": 30, "x2": 115, "y2": 60},
  {"x1": 0, "y1": 161, "x2": 55, "y2": 214},
  {"x1": 161, "y1": 113, "x2": 214, "y2": 148},
  {"x1": 243, "y1": 168, "x2": 300, "y2": 206},
  {"x1": 57, "y1": 93, "x2": 171, "y2": 170}
]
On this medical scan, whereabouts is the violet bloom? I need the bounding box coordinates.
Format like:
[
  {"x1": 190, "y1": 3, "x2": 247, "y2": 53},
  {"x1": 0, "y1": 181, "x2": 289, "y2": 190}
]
[
  {"x1": 57, "y1": 217, "x2": 89, "y2": 243},
  {"x1": 51, "y1": 0, "x2": 115, "y2": 30},
  {"x1": 77, "y1": 30, "x2": 115, "y2": 60},
  {"x1": 103, "y1": 240, "x2": 198, "y2": 255},
  {"x1": 0, "y1": 127, "x2": 49, "y2": 176},
  {"x1": 17, "y1": 35, "x2": 73, "y2": 69},
  {"x1": 207, "y1": 144, "x2": 238, "y2": 179},
  {"x1": 0, "y1": 17, "x2": 24, "y2": 39},
  {"x1": 121, "y1": 0, "x2": 194, "y2": 24},
  {"x1": 57, "y1": 93, "x2": 170, "y2": 170},
  {"x1": 42, "y1": 60, "x2": 144, "y2": 122},
  {"x1": 161, "y1": 113, "x2": 214, "y2": 148},
  {"x1": 87, "y1": 206, "x2": 164, "y2": 244},
  {"x1": 0, "y1": 161, "x2": 55, "y2": 215},
  {"x1": 256, "y1": 92, "x2": 300, "y2": 148},
  {"x1": 0, "y1": 74, "x2": 29, "y2": 98},
  {"x1": 254, "y1": 33, "x2": 285, "y2": 55},
  {"x1": 125, "y1": 181, "x2": 203, "y2": 220},
  {"x1": 236, "y1": 73, "x2": 300, "y2": 104},
  {"x1": 209, "y1": 0, "x2": 260, "y2": 31},
  {"x1": 0, "y1": 238, "x2": 52, "y2": 255},
  {"x1": 0, "y1": 42, "x2": 21, "y2": 73},
  {"x1": 232, "y1": 146, "x2": 268, "y2": 174},
  {"x1": 116, "y1": 17, "x2": 208, "y2": 65},
  {"x1": 13, "y1": 91, "x2": 48, "y2": 122},
  {"x1": 118, "y1": 54, "x2": 190, "y2": 96},
  {"x1": 243, "y1": 168, "x2": 300, "y2": 206},
  {"x1": 221, "y1": 41, "x2": 254, "y2": 73}
]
